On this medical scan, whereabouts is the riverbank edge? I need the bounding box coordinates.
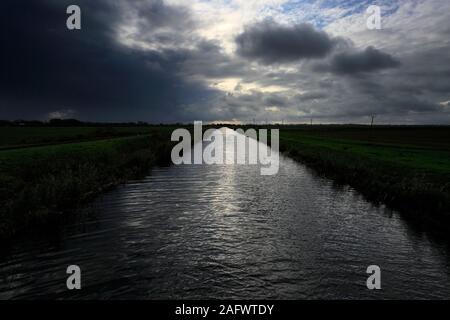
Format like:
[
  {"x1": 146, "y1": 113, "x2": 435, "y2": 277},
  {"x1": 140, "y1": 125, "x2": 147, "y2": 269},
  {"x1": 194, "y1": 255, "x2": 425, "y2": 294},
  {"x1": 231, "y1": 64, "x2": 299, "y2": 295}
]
[
  {"x1": 279, "y1": 138, "x2": 450, "y2": 230},
  {"x1": 0, "y1": 133, "x2": 174, "y2": 242}
]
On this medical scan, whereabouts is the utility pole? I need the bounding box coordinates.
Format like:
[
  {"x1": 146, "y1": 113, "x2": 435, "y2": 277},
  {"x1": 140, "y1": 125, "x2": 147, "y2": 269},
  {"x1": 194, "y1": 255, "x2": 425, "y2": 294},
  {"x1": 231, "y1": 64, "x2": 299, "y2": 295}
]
[
  {"x1": 370, "y1": 115, "x2": 376, "y2": 128},
  {"x1": 310, "y1": 118, "x2": 313, "y2": 126}
]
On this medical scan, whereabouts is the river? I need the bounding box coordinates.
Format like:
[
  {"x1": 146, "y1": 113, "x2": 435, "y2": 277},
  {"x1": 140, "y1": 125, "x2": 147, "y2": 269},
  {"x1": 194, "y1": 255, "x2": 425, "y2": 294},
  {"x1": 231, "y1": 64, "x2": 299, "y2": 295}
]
[{"x1": 1, "y1": 129, "x2": 450, "y2": 299}]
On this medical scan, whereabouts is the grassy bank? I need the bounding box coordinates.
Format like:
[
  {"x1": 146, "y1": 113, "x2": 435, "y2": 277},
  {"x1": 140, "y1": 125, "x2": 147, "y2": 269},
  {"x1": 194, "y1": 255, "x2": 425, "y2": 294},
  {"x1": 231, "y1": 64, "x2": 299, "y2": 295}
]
[
  {"x1": 278, "y1": 126, "x2": 450, "y2": 227},
  {"x1": 2, "y1": 124, "x2": 449, "y2": 239},
  {"x1": 0, "y1": 126, "x2": 165, "y2": 149},
  {"x1": 0, "y1": 127, "x2": 174, "y2": 240}
]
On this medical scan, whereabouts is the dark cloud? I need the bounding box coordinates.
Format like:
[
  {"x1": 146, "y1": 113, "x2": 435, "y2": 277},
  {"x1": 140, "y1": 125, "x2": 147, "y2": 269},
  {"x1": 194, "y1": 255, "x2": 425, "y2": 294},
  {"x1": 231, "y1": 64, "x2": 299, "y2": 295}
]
[
  {"x1": 264, "y1": 94, "x2": 288, "y2": 107},
  {"x1": 295, "y1": 92, "x2": 327, "y2": 102},
  {"x1": 328, "y1": 46, "x2": 400, "y2": 75},
  {"x1": 121, "y1": 0, "x2": 196, "y2": 49},
  {"x1": 177, "y1": 40, "x2": 248, "y2": 79},
  {"x1": 130, "y1": 0, "x2": 193, "y2": 30},
  {"x1": 0, "y1": 0, "x2": 215, "y2": 122},
  {"x1": 235, "y1": 20, "x2": 335, "y2": 64},
  {"x1": 1, "y1": 0, "x2": 449, "y2": 124}
]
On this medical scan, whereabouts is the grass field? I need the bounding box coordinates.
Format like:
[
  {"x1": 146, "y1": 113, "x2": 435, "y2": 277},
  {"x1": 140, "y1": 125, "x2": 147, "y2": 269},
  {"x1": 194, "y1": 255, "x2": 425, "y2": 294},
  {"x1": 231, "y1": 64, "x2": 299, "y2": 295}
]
[
  {"x1": 0, "y1": 126, "x2": 163, "y2": 149},
  {"x1": 277, "y1": 125, "x2": 450, "y2": 227},
  {"x1": 1, "y1": 124, "x2": 449, "y2": 239},
  {"x1": 0, "y1": 126, "x2": 175, "y2": 240}
]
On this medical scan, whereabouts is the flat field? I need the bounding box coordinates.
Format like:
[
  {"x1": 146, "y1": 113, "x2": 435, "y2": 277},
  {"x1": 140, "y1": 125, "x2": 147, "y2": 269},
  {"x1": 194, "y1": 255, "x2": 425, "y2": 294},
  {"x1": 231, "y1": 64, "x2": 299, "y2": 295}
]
[
  {"x1": 0, "y1": 126, "x2": 174, "y2": 240},
  {"x1": 277, "y1": 125, "x2": 450, "y2": 224}
]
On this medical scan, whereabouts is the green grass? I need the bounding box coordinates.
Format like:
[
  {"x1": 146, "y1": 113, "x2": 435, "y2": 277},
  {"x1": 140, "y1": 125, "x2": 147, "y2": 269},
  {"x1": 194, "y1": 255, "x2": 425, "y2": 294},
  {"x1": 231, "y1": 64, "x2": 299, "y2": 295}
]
[
  {"x1": 278, "y1": 126, "x2": 450, "y2": 225},
  {"x1": 0, "y1": 127, "x2": 174, "y2": 240},
  {"x1": 0, "y1": 126, "x2": 165, "y2": 149},
  {"x1": 2, "y1": 124, "x2": 449, "y2": 238},
  {"x1": 280, "y1": 131, "x2": 450, "y2": 175}
]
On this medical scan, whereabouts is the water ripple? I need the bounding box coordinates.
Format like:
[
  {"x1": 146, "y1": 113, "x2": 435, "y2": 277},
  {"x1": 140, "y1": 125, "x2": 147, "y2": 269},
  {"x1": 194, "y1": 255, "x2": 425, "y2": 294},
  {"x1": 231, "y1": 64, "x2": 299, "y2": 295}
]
[{"x1": 1, "y1": 135, "x2": 450, "y2": 299}]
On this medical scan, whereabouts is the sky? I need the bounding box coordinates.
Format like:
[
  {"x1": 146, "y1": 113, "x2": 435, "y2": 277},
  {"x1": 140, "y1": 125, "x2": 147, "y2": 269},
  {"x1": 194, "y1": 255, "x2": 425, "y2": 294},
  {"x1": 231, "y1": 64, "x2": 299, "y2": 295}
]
[{"x1": 1, "y1": 0, "x2": 450, "y2": 124}]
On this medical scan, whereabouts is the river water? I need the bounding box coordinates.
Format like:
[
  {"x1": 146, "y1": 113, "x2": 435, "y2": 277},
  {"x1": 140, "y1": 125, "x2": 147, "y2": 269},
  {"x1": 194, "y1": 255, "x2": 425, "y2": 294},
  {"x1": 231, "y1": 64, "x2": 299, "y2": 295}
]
[{"x1": 1, "y1": 129, "x2": 450, "y2": 299}]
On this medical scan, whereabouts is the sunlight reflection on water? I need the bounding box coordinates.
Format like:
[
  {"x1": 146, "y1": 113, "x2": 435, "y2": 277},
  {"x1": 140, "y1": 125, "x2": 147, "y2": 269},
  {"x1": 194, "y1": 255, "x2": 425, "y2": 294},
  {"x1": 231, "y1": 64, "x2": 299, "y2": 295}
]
[{"x1": 1, "y1": 130, "x2": 450, "y2": 299}]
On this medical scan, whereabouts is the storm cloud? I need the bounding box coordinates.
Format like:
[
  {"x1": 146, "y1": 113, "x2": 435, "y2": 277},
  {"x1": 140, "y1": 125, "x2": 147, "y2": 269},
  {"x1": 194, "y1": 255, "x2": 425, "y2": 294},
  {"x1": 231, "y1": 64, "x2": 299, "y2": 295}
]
[
  {"x1": 0, "y1": 0, "x2": 216, "y2": 122},
  {"x1": 1, "y1": 0, "x2": 450, "y2": 124},
  {"x1": 329, "y1": 46, "x2": 401, "y2": 75},
  {"x1": 235, "y1": 21, "x2": 336, "y2": 64}
]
